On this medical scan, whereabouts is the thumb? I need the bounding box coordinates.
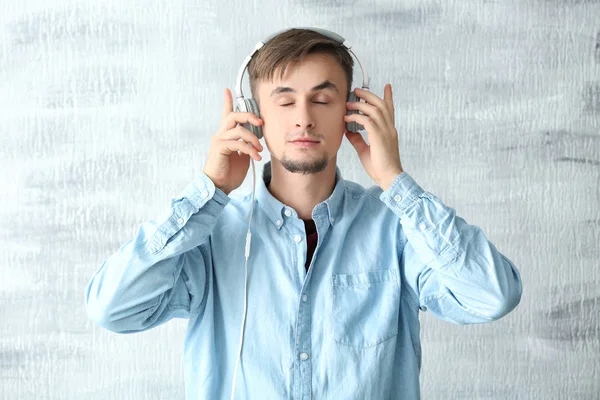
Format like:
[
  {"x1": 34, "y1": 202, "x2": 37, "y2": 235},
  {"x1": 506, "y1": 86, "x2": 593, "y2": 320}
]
[
  {"x1": 222, "y1": 88, "x2": 233, "y2": 120},
  {"x1": 345, "y1": 131, "x2": 369, "y2": 158}
]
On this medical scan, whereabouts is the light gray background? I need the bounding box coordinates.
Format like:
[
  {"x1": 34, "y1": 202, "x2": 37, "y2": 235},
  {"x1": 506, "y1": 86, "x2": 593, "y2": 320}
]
[{"x1": 1, "y1": 0, "x2": 599, "y2": 399}]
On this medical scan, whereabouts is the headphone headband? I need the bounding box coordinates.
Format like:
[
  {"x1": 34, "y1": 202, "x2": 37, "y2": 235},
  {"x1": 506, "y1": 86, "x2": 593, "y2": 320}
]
[{"x1": 234, "y1": 27, "x2": 370, "y2": 100}]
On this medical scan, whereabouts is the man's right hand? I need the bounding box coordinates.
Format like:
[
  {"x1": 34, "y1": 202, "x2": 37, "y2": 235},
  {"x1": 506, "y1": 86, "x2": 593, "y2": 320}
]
[{"x1": 203, "y1": 88, "x2": 264, "y2": 195}]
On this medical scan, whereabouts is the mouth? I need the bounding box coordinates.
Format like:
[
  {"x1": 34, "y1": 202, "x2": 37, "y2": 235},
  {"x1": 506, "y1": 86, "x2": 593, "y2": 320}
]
[{"x1": 290, "y1": 140, "x2": 320, "y2": 147}]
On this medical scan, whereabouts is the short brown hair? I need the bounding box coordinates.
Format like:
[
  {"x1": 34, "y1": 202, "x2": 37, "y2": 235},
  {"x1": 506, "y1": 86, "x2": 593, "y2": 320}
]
[{"x1": 247, "y1": 28, "x2": 354, "y2": 105}]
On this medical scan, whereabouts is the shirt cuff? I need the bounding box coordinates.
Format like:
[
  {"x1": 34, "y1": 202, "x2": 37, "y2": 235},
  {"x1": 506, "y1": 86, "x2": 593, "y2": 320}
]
[
  {"x1": 173, "y1": 172, "x2": 230, "y2": 212},
  {"x1": 379, "y1": 171, "x2": 426, "y2": 217}
]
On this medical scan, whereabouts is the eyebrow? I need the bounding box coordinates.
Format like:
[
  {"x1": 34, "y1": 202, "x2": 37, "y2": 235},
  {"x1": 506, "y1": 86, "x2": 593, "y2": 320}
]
[{"x1": 269, "y1": 80, "x2": 339, "y2": 98}]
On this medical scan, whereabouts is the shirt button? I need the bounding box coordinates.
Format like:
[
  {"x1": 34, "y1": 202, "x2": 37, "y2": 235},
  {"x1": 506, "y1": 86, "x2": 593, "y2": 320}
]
[
  {"x1": 177, "y1": 217, "x2": 184, "y2": 224},
  {"x1": 300, "y1": 352, "x2": 309, "y2": 361},
  {"x1": 201, "y1": 190, "x2": 209, "y2": 198},
  {"x1": 420, "y1": 223, "x2": 427, "y2": 231},
  {"x1": 302, "y1": 295, "x2": 308, "y2": 302},
  {"x1": 276, "y1": 220, "x2": 282, "y2": 226},
  {"x1": 394, "y1": 194, "x2": 402, "y2": 202},
  {"x1": 284, "y1": 209, "x2": 292, "y2": 217},
  {"x1": 294, "y1": 235, "x2": 302, "y2": 243}
]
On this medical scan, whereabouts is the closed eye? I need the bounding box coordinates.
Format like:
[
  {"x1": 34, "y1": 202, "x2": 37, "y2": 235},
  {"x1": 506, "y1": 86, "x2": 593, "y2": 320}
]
[{"x1": 281, "y1": 102, "x2": 328, "y2": 107}]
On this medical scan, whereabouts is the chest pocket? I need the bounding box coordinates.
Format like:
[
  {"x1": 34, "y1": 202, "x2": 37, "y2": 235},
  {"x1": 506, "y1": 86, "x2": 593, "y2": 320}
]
[{"x1": 332, "y1": 269, "x2": 400, "y2": 349}]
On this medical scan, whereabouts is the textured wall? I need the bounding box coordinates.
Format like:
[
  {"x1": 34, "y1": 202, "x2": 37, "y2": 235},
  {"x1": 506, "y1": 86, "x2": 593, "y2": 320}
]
[{"x1": 1, "y1": 0, "x2": 599, "y2": 398}]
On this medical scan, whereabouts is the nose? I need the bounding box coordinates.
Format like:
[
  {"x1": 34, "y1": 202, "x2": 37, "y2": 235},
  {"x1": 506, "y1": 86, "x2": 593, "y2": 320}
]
[{"x1": 295, "y1": 102, "x2": 315, "y2": 130}]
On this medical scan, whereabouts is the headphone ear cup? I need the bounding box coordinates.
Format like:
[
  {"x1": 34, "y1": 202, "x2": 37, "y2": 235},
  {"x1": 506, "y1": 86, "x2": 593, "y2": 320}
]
[
  {"x1": 346, "y1": 92, "x2": 365, "y2": 133},
  {"x1": 240, "y1": 98, "x2": 262, "y2": 140}
]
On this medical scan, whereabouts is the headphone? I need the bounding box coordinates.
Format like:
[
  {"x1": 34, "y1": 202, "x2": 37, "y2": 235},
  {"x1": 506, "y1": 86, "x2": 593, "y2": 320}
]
[
  {"x1": 233, "y1": 27, "x2": 371, "y2": 139},
  {"x1": 230, "y1": 28, "x2": 369, "y2": 400}
]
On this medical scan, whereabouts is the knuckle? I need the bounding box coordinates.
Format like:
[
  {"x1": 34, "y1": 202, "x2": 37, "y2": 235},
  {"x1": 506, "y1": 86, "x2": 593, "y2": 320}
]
[{"x1": 238, "y1": 125, "x2": 249, "y2": 136}]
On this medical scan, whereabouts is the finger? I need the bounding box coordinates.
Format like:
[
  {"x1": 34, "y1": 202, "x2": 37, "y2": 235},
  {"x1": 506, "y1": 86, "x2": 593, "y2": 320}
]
[
  {"x1": 222, "y1": 88, "x2": 233, "y2": 120},
  {"x1": 383, "y1": 83, "x2": 394, "y2": 115},
  {"x1": 353, "y1": 88, "x2": 385, "y2": 108},
  {"x1": 221, "y1": 126, "x2": 264, "y2": 152},
  {"x1": 344, "y1": 111, "x2": 377, "y2": 132},
  {"x1": 345, "y1": 131, "x2": 370, "y2": 164},
  {"x1": 346, "y1": 101, "x2": 385, "y2": 127},
  {"x1": 222, "y1": 140, "x2": 262, "y2": 161},
  {"x1": 352, "y1": 88, "x2": 392, "y2": 124},
  {"x1": 222, "y1": 112, "x2": 263, "y2": 131},
  {"x1": 345, "y1": 130, "x2": 368, "y2": 150}
]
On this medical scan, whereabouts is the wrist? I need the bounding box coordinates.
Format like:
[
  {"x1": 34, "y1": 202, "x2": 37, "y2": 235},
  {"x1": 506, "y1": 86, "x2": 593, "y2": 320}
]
[
  {"x1": 203, "y1": 170, "x2": 231, "y2": 196},
  {"x1": 381, "y1": 170, "x2": 403, "y2": 191}
]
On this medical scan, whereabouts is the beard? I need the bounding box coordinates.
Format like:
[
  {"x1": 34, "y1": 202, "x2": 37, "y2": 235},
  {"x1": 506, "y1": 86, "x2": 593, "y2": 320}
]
[{"x1": 279, "y1": 153, "x2": 328, "y2": 175}]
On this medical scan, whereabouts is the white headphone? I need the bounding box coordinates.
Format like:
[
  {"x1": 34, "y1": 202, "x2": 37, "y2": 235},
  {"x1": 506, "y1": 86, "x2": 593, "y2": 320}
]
[{"x1": 233, "y1": 26, "x2": 371, "y2": 139}]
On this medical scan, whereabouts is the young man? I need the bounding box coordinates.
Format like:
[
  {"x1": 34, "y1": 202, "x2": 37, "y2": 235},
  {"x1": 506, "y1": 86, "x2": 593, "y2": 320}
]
[{"x1": 85, "y1": 28, "x2": 522, "y2": 399}]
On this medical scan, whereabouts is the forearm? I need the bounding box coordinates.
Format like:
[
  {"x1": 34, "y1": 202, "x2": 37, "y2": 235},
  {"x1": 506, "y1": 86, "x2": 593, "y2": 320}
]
[
  {"x1": 85, "y1": 173, "x2": 229, "y2": 332},
  {"x1": 381, "y1": 172, "x2": 522, "y2": 323}
]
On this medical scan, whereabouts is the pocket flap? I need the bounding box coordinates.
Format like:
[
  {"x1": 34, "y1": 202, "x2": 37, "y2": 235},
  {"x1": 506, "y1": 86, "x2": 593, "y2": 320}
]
[{"x1": 332, "y1": 269, "x2": 397, "y2": 288}]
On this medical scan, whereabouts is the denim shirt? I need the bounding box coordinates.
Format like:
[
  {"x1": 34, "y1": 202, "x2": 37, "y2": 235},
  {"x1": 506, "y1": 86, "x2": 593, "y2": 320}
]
[{"x1": 85, "y1": 161, "x2": 522, "y2": 400}]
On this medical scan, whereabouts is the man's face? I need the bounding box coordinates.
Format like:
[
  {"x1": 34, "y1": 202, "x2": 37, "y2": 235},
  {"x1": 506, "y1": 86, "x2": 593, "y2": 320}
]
[{"x1": 256, "y1": 53, "x2": 348, "y2": 175}]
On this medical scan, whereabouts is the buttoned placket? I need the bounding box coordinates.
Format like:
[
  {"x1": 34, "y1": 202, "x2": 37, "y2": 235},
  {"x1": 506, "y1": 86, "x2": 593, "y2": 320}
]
[
  {"x1": 288, "y1": 202, "x2": 334, "y2": 400},
  {"x1": 279, "y1": 205, "x2": 313, "y2": 400}
]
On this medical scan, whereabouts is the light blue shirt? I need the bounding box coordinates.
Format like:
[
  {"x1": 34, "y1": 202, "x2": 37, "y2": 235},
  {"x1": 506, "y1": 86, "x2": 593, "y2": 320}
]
[{"x1": 85, "y1": 161, "x2": 522, "y2": 399}]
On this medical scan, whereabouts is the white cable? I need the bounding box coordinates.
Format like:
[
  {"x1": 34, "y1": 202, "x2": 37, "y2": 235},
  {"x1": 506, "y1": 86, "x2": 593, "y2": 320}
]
[{"x1": 230, "y1": 158, "x2": 256, "y2": 400}]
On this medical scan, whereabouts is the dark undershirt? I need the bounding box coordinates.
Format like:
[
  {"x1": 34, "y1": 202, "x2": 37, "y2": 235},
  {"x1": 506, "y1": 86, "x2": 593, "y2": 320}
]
[
  {"x1": 266, "y1": 181, "x2": 318, "y2": 272},
  {"x1": 302, "y1": 219, "x2": 318, "y2": 272}
]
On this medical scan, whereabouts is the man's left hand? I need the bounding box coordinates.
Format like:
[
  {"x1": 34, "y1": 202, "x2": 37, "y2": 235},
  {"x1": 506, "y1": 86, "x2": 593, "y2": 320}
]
[{"x1": 344, "y1": 83, "x2": 404, "y2": 191}]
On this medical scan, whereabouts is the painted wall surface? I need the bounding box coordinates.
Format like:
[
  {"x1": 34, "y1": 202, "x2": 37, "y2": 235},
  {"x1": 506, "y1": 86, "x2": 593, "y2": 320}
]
[{"x1": 1, "y1": 0, "x2": 599, "y2": 398}]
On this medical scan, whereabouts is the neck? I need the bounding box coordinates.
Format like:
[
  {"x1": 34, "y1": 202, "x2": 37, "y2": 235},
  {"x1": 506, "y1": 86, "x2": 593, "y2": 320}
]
[{"x1": 267, "y1": 157, "x2": 337, "y2": 220}]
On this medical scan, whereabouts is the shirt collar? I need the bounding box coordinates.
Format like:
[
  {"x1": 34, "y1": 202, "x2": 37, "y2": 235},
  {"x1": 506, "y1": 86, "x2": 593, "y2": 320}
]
[{"x1": 255, "y1": 161, "x2": 345, "y2": 229}]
